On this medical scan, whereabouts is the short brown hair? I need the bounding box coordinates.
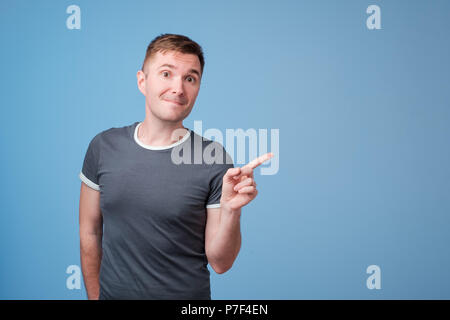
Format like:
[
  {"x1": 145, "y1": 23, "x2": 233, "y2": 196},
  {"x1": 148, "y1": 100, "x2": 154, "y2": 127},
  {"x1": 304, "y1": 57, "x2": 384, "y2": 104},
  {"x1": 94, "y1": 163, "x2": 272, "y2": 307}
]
[{"x1": 141, "y1": 33, "x2": 205, "y2": 76}]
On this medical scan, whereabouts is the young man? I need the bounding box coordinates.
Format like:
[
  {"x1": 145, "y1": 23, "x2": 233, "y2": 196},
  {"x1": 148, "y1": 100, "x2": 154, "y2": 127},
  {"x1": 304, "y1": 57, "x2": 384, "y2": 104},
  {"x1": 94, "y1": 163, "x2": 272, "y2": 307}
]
[{"x1": 79, "y1": 33, "x2": 272, "y2": 300}]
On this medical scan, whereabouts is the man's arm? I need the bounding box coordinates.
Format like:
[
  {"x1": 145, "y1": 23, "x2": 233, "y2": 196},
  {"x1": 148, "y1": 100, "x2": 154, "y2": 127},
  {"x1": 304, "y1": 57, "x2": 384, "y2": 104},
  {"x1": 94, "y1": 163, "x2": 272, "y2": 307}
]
[
  {"x1": 79, "y1": 182, "x2": 103, "y2": 300},
  {"x1": 205, "y1": 153, "x2": 273, "y2": 274},
  {"x1": 205, "y1": 206, "x2": 242, "y2": 274}
]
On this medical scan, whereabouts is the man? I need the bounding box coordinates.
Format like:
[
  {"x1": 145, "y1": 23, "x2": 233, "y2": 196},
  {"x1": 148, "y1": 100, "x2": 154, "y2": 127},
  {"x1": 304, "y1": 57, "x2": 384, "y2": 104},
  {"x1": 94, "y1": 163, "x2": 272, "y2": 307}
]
[{"x1": 78, "y1": 33, "x2": 272, "y2": 300}]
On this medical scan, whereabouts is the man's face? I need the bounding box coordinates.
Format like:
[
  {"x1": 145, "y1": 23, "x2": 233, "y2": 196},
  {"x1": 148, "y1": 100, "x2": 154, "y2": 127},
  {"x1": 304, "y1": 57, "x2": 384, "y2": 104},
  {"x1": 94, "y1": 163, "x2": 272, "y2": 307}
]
[{"x1": 137, "y1": 50, "x2": 202, "y2": 123}]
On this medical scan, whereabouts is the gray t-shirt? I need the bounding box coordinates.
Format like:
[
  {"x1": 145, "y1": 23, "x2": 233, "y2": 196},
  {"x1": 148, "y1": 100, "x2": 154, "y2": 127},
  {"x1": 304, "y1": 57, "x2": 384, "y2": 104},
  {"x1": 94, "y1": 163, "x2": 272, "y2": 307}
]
[{"x1": 79, "y1": 121, "x2": 234, "y2": 299}]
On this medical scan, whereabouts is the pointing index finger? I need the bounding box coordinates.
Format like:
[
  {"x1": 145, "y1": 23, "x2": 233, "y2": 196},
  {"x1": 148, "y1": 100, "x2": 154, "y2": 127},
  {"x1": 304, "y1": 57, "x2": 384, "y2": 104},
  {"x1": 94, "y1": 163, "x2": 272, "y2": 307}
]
[{"x1": 243, "y1": 152, "x2": 274, "y2": 170}]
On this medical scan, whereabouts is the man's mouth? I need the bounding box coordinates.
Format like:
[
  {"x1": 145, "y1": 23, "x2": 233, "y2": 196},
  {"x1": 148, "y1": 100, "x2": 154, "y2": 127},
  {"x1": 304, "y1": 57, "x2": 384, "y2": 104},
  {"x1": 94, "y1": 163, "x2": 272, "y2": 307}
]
[{"x1": 163, "y1": 98, "x2": 184, "y2": 106}]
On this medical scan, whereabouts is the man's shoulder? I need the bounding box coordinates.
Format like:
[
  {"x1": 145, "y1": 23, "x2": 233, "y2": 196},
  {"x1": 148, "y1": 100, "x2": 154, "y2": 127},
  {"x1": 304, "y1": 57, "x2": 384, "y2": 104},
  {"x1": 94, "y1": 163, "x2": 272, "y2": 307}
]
[
  {"x1": 83, "y1": 122, "x2": 137, "y2": 153},
  {"x1": 191, "y1": 131, "x2": 224, "y2": 148},
  {"x1": 93, "y1": 121, "x2": 137, "y2": 141},
  {"x1": 190, "y1": 131, "x2": 234, "y2": 166}
]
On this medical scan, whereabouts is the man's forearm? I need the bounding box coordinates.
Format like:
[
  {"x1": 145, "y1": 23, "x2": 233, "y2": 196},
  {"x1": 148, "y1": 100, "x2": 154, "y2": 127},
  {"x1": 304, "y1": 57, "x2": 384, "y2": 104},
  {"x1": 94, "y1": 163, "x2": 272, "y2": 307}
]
[
  {"x1": 80, "y1": 234, "x2": 102, "y2": 300},
  {"x1": 208, "y1": 205, "x2": 242, "y2": 273}
]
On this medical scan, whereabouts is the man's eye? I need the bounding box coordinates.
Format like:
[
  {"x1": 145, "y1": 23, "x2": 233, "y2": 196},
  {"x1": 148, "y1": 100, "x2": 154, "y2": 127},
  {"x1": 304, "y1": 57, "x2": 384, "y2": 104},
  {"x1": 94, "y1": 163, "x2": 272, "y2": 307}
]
[
  {"x1": 187, "y1": 76, "x2": 196, "y2": 83},
  {"x1": 162, "y1": 71, "x2": 169, "y2": 77}
]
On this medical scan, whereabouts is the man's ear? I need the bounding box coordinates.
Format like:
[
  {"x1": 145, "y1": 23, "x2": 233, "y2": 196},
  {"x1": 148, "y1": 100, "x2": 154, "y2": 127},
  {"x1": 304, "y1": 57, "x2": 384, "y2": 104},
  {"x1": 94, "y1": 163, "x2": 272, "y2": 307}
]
[{"x1": 137, "y1": 70, "x2": 146, "y2": 95}]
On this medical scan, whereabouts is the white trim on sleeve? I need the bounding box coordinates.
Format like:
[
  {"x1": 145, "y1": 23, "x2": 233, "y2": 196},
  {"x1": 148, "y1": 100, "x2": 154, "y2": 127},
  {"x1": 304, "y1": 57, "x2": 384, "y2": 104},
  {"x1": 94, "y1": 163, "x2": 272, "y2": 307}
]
[
  {"x1": 206, "y1": 203, "x2": 221, "y2": 209},
  {"x1": 79, "y1": 171, "x2": 100, "y2": 191}
]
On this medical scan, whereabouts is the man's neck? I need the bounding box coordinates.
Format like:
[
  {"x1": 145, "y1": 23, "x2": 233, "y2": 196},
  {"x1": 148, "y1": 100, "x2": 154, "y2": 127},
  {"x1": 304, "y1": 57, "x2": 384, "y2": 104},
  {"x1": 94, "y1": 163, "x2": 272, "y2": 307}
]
[{"x1": 138, "y1": 113, "x2": 187, "y2": 147}]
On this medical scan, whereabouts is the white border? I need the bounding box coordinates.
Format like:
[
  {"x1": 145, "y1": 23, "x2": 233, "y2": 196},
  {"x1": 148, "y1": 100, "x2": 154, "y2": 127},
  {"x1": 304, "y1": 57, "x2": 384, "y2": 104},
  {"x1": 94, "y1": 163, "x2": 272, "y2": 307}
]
[
  {"x1": 206, "y1": 203, "x2": 221, "y2": 209},
  {"x1": 134, "y1": 122, "x2": 191, "y2": 150},
  {"x1": 79, "y1": 171, "x2": 100, "y2": 191}
]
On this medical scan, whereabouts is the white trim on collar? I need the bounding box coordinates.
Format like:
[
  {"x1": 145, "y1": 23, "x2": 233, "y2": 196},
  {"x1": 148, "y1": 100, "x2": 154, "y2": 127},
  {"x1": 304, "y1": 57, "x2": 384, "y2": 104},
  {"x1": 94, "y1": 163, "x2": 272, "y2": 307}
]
[{"x1": 134, "y1": 122, "x2": 191, "y2": 150}]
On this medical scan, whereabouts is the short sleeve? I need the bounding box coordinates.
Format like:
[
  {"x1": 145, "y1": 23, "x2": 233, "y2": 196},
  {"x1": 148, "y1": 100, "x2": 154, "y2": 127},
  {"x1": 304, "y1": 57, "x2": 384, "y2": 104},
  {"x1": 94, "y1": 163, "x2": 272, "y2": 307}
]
[
  {"x1": 206, "y1": 146, "x2": 234, "y2": 209},
  {"x1": 79, "y1": 133, "x2": 102, "y2": 191}
]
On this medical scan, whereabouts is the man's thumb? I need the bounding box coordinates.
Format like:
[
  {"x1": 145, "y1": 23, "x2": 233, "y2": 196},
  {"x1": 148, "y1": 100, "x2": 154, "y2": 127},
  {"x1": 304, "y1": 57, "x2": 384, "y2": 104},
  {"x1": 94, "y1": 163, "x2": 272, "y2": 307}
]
[{"x1": 224, "y1": 167, "x2": 241, "y2": 180}]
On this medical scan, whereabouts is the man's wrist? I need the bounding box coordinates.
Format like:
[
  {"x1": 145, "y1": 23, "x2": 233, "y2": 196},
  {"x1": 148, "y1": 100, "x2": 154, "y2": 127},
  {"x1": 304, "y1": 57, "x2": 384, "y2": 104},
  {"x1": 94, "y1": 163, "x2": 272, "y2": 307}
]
[{"x1": 220, "y1": 202, "x2": 242, "y2": 216}]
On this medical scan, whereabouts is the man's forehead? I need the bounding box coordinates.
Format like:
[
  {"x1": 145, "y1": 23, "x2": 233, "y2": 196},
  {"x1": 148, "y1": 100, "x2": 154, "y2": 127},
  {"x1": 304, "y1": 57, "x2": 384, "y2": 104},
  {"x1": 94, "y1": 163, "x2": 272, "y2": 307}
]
[{"x1": 150, "y1": 51, "x2": 201, "y2": 70}]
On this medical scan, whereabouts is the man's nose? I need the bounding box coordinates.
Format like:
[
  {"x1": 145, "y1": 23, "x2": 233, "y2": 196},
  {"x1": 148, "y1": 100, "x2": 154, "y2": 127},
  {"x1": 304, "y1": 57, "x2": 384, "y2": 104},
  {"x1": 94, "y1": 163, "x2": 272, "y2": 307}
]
[{"x1": 171, "y1": 77, "x2": 185, "y2": 95}]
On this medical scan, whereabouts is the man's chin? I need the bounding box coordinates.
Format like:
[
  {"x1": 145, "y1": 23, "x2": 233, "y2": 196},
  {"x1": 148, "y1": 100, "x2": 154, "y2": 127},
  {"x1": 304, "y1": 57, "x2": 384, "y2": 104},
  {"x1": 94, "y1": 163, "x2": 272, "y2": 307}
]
[
  {"x1": 157, "y1": 112, "x2": 190, "y2": 123},
  {"x1": 148, "y1": 105, "x2": 192, "y2": 123}
]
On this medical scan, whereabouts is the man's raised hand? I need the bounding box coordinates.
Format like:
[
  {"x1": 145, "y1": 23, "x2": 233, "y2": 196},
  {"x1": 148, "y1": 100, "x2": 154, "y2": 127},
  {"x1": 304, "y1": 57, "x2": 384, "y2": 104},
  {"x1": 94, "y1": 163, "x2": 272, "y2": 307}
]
[{"x1": 220, "y1": 153, "x2": 274, "y2": 211}]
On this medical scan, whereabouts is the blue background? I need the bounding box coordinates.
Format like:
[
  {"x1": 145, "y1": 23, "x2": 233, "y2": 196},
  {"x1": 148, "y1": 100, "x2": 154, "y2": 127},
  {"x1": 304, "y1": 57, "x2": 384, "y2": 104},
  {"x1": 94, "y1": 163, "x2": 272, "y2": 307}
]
[{"x1": 1, "y1": 0, "x2": 449, "y2": 299}]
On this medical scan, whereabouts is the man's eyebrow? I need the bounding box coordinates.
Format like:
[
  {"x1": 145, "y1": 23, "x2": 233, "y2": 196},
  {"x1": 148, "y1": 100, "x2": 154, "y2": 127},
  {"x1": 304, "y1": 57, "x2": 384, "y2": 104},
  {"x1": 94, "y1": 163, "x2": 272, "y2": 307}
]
[{"x1": 157, "y1": 63, "x2": 201, "y2": 78}]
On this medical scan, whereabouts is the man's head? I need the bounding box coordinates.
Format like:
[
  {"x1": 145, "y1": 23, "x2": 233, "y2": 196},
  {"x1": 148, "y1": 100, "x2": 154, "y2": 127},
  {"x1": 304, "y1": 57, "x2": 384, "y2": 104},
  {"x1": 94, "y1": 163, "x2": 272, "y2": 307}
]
[{"x1": 137, "y1": 34, "x2": 205, "y2": 124}]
